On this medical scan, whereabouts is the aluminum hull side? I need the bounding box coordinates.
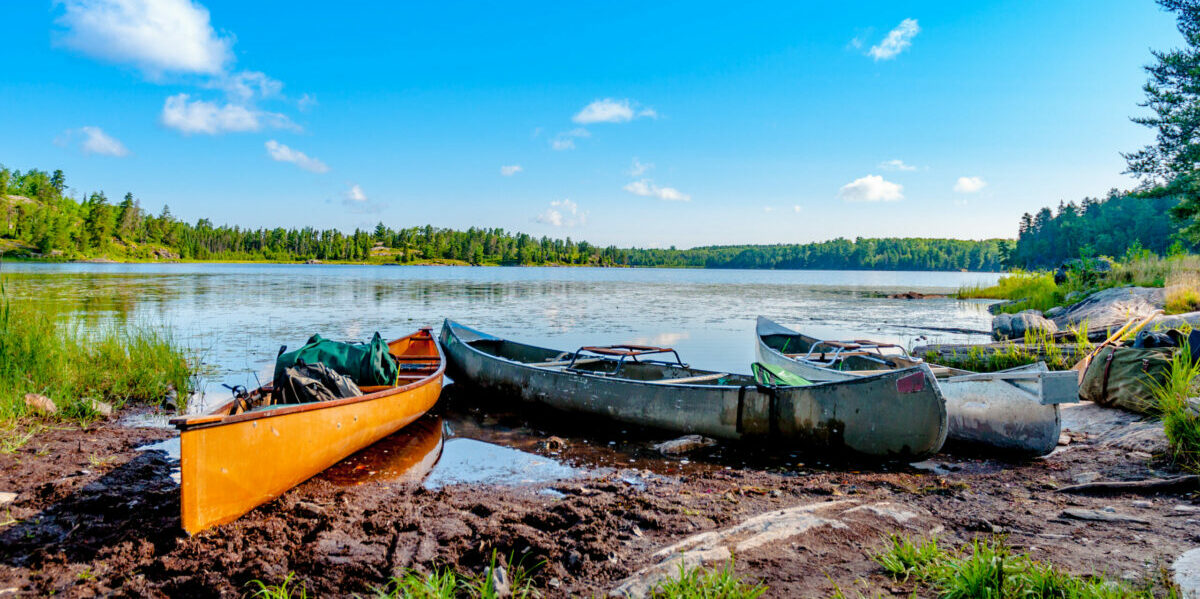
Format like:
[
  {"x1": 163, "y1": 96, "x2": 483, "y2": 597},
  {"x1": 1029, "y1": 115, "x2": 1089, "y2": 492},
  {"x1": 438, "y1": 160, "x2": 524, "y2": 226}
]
[
  {"x1": 441, "y1": 320, "x2": 947, "y2": 458},
  {"x1": 756, "y1": 316, "x2": 1061, "y2": 455}
]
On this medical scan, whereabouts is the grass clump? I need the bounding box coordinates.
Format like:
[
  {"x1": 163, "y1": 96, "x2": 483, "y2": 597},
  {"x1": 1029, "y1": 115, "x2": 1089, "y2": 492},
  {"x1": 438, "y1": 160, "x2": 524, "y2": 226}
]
[
  {"x1": 0, "y1": 275, "x2": 193, "y2": 444},
  {"x1": 862, "y1": 535, "x2": 1172, "y2": 598},
  {"x1": 371, "y1": 551, "x2": 542, "y2": 598},
  {"x1": 958, "y1": 272, "x2": 1063, "y2": 313},
  {"x1": 650, "y1": 559, "x2": 767, "y2": 599},
  {"x1": 248, "y1": 572, "x2": 308, "y2": 599},
  {"x1": 924, "y1": 328, "x2": 1086, "y2": 373},
  {"x1": 1149, "y1": 343, "x2": 1200, "y2": 472}
]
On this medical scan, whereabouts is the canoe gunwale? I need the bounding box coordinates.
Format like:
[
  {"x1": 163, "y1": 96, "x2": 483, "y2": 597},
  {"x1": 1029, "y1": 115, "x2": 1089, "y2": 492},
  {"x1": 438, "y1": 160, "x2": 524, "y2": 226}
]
[{"x1": 171, "y1": 331, "x2": 446, "y2": 432}]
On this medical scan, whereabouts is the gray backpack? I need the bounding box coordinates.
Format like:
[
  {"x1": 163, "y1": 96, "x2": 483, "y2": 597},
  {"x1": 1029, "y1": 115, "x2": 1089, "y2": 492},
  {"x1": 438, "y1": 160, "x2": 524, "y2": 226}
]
[{"x1": 274, "y1": 361, "x2": 363, "y2": 405}]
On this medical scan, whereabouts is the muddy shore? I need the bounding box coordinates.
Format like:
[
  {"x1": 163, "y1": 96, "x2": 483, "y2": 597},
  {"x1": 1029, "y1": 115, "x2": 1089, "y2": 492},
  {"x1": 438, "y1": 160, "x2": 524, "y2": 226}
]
[{"x1": 1, "y1": 401, "x2": 1197, "y2": 597}]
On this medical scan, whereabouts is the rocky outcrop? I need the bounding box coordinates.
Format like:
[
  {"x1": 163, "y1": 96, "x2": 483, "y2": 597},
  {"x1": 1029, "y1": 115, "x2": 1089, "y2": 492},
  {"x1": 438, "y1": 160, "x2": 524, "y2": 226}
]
[
  {"x1": 1050, "y1": 286, "x2": 1165, "y2": 332},
  {"x1": 992, "y1": 310, "x2": 1058, "y2": 340}
]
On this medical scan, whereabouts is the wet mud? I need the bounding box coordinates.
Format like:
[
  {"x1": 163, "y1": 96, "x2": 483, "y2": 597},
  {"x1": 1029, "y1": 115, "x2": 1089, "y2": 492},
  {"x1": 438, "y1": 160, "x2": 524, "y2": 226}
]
[{"x1": 1, "y1": 401, "x2": 1197, "y2": 597}]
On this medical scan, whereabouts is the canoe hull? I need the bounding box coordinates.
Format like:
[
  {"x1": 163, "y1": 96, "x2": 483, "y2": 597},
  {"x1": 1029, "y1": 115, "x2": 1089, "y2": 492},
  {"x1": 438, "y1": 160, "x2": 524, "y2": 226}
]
[
  {"x1": 441, "y1": 320, "x2": 947, "y2": 459},
  {"x1": 176, "y1": 331, "x2": 444, "y2": 534},
  {"x1": 756, "y1": 316, "x2": 1063, "y2": 455}
]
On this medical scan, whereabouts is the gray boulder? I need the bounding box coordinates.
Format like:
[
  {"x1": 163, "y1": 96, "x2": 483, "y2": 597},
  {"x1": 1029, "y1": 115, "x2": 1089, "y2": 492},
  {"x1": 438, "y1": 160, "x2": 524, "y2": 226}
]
[
  {"x1": 1045, "y1": 305, "x2": 1066, "y2": 319},
  {"x1": 1151, "y1": 311, "x2": 1200, "y2": 330},
  {"x1": 992, "y1": 310, "x2": 1059, "y2": 340},
  {"x1": 1050, "y1": 286, "x2": 1165, "y2": 332}
]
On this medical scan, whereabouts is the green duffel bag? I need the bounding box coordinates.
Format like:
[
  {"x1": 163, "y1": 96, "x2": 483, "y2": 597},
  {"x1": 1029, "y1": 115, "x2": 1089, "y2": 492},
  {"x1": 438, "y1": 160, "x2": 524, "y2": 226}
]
[
  {"x1": 273, "y1": 332, "x2": 398, "y2": 392},
  {"x1": 1079, "y1": 346, "x2": 1173, "y2": 414}
]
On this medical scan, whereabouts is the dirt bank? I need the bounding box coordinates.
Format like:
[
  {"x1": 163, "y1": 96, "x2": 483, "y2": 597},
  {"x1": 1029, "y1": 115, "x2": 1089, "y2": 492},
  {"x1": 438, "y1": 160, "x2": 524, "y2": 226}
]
[{"x1": 0, "y1": 404, "x2": 1196, "y2": 597}]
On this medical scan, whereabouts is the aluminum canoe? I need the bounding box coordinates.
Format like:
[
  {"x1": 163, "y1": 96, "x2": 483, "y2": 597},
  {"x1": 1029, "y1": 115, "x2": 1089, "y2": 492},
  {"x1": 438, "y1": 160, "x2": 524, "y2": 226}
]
[
  {"x1": 171, "y1": 328, "x2": 445, "y2": 534},
  {"x1": 440, "y1": 319, "x2": 947, "y2": 459},
  {"x1": 755, "y1": 316, "x2": 1077, "y2": 455}
]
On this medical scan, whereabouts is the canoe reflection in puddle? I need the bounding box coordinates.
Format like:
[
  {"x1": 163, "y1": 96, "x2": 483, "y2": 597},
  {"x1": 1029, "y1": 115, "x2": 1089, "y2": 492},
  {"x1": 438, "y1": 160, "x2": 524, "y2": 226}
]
[{"x1": 319, "y1": 414, "x2": 583, "y2": 489}]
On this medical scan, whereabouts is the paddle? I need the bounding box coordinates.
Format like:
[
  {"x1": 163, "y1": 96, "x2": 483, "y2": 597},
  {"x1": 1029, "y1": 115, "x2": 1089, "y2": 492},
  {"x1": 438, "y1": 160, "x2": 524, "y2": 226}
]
[{"x1": 1071, "y1": 310, "x2": 1163, "y2": 381}]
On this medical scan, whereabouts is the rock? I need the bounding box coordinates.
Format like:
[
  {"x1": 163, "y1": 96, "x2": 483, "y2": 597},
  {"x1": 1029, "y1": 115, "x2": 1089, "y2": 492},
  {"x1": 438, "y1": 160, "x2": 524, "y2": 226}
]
[
  {"x1": 490, "y1": 563, "x2": 512, "y2": 598},
  {"x1": 0, "y1": 492, "x2": 16, "y2": 506},
  {"x1": 992, "y1": 310, "x2": 1058, "y2": 340},
  {"x1": 539, "y1": 436, "x2": 567, "y2": 452},
  {"x1": 1045, "y1": 306, "x2": 1066, "y2": 319},
  {"x1": 1072, "y1": 471, "x2": 1102, "y2": 484},
  {"x1": 653, "y1": 435, "x2": 717, "y2": 455},
  {"x1": 1061, "y1": 508, "x2": 1149, "y2": 524},
  {"x1": 988, "y1": 300, "x2": 1020, "y2": 315},
  {"x1": 1051, "y1": 286, "x2": 1166, "y2": 332},
  {"x1": 889, "y1": 292, "x2": 947, "y2": 300},
  {"x1": 23, "y1": 393, "x2": 57, "y2": 415},
  {"x1": 1174, "y1": 547, "x2": 1200, "y2": 599},
  {"x1": 88, "y1": 399, "x2": 114, "y2": 418},
  {"x1": 163, "y1": 385, "x2": 178, "y2": 411},
  {"x1": 1153, "y1": 311, "x2": 1200, "y2": 331},
  {"x1": 1131, "y1": 500, "x2": 1153, "y2": 508},
  {"x1": 293, "y1": 501, "x2": 326, "y2": 519},
  {"x1": 1176, "y1": 505, "x2": 1200, "y2": 514}
]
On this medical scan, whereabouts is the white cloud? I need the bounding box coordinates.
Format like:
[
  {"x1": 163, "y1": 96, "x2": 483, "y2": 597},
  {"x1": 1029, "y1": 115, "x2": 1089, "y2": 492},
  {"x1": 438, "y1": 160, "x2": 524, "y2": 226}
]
[
  {"x1": 297, "y1": 93, "x2": 317, "y2": 112},
  {"x1": 839, "y1": 174, "x2": 904, "y2": 202},
  {"x1": 550, "y1": 127, "x2": 590, "y2": 151},
  {"x1": 534, "y1": 199, "x2": 587, "y2": 227},
  {"x1": 879, "y1": 159, "x2": 917, "y2": 171},
  {"x1": 265, "y1": 140, "x2": 328, "y2": 173},
  {"x1": 793, "y1": 205, "x2": 803, "y2": 213},
  {"x1": 161, "y1": 93, "x2": 296, "y2": 134},
  {"x1": 623, "y1": 179, "x2": 691, "y2": 202},
  {"x1": 344, "y1": 184, "x2": 367, "y2": 202},
  {"x1": 868, "y1": 18, "x2": 920, "y2": 61},
  {"x1": 628, "y1": 158, "x2": 653, "y2": 177},
  {"x1": 763, "y1": 206, "x2": 775, "y2": 212},
  {"x1": 211, "y1": 70, "x2": 283, "y2": 102},
  {"x1": 70, "y1": 126, "x2": 130, "y2": 157},
  {"x1": 55, "y1": 0, "x2": 232, "y2": 76},
  {"x1": 338, "y1": 184, "x2": 384, "y2": 214},
  {"x1": 954, "y1": 176, "x2": 987, "y2": 193},
  {"x1": 500, "y1": 165, "x2": 523, "y2": 176},
  {"x1": 572, "y1": 98, "x2": 656, "y2": 124}
]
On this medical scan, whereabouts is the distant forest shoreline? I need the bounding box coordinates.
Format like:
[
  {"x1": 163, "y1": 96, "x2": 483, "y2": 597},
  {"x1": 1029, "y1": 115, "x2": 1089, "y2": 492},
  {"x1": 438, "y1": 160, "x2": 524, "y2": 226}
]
[{"x1": 1, "y1": 166, "x2": 1005, "y2": 272}]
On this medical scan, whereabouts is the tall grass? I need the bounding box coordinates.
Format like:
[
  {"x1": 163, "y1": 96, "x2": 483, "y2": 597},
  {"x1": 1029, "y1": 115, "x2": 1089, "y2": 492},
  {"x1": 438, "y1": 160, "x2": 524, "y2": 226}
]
[
  {"x1": 370, "y1": 551, "x2": 541, "y2": 599},
  {"x1": 924, "y1": 328, "x2": 1086, "y2": 373},
  {"x1": 0, "y1": 275, "x2": 192, "y2": 427},
  {"x1": 1148, "y1": 344, "x2": 1200, "y2": 473},
  {"x1": 859, "y1": 535, "x2": 1172, "y2": 598},
  {"x1": 957, "y1": 272, "x2": 1062, "y2": 313}
]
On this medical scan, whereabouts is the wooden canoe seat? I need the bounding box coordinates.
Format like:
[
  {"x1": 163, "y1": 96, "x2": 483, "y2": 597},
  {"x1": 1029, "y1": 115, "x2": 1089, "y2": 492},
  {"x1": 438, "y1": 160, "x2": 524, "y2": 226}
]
[
  {"x1": 649, "y1": 372, "x2": 728, "y2": 385},
  {"x1": 530, "y1": 358, "x2": 604, "y2": 368},
  {"x1": 821, "y1": 341, "x2": 861, "y2": 349}
]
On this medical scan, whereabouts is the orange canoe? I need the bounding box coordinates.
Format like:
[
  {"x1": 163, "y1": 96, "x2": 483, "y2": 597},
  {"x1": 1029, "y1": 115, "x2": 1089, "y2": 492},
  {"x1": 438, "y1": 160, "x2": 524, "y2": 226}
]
[{"x1": 171, "y1": 328, "x2": 445, "y2": 534}]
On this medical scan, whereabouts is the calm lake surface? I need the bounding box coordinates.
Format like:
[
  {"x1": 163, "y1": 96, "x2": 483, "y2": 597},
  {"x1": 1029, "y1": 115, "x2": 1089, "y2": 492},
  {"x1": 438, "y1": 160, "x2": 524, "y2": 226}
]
[{"x1": 4, "y1": 263, "x2": 1001, "y2": 412}]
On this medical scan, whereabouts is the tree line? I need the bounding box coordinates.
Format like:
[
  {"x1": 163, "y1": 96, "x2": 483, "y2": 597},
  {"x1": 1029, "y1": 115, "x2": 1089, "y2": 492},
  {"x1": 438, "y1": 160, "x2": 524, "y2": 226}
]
[{"x1": 0, "y1": 165, "x2": 1002, "y2": 271}]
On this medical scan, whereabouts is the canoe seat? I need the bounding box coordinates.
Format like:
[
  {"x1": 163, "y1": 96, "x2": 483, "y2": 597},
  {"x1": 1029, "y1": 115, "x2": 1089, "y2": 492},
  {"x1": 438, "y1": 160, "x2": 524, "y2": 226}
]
[{"x1": 649, "y1": 372, "x2": 728, "y2": 385}]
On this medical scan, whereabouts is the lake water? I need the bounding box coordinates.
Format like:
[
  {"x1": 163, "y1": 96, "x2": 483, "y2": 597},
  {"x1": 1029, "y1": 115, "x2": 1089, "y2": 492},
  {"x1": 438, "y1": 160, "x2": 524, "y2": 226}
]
[{"x1": 3, "y1": 263, "x2": 1000, "y2": 411}]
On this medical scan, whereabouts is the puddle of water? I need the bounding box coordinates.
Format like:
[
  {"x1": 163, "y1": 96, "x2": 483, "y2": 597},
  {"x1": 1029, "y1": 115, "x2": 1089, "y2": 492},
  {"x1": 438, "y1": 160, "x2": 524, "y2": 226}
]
[
  {"x1": 422, "y1": 438, "x2": 582, "y2": 489},
  {"x1": 136, "y1": 437, "x2": 182, "y2": 483}
]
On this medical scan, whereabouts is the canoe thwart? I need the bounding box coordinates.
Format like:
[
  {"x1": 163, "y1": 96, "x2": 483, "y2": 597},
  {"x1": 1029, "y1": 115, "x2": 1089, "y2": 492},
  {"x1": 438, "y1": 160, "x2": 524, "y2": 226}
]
[{"x1": 649, "y1": 372, "x2": 729, "y2": 385}]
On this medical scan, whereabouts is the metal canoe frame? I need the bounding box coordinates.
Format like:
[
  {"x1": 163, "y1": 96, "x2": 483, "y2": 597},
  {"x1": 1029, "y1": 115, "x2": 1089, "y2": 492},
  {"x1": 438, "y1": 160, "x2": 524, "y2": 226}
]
[{"x1": 565, "y1": 344, "x2": 687, "y2": 377}]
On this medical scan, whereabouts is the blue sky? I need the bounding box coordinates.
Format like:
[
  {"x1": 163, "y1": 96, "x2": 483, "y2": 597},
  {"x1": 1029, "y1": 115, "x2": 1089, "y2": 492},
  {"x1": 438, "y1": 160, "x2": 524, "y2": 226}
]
[{"x1": 0, "y1": 1, "x2": 1181, "y2": 248}]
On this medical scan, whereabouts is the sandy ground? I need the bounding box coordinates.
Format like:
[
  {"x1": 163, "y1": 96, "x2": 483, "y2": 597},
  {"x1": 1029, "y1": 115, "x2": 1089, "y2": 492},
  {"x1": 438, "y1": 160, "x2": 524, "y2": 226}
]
[{"x1": 0, "y1": 402, "x2": 1197, "y2": 598}]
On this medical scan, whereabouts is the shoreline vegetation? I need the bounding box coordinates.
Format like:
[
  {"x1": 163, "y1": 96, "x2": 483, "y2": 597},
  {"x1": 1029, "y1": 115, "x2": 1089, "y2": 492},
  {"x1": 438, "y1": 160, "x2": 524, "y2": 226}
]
[
  {"x1": 0, "y1": 275, "x2": 193, "y2": 451},
  {"x1": 956, "y1": 254, "x2": 1200, "y2": 316}
]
